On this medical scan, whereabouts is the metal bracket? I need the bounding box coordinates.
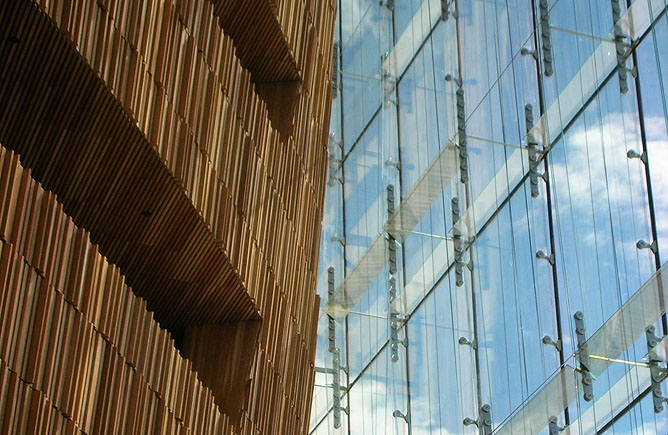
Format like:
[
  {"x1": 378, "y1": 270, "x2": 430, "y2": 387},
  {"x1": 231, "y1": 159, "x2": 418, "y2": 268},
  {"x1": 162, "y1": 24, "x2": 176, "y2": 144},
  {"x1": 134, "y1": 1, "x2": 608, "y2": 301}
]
[
  {"x1": 525, "y1": 104, "x2": 545, "y2": 198},
  {"x1": 330, "y1": 236, "x2": 346, "y2": 247},
  {"x1": 327, "y1": 267, "x2": 336, "y2": 352},
  {"x1": 389, "y1": 274, "x2": 405, "y2": 363},
  {"x1": 445, "y1": 74, "x2": 462, "y2": 87},
  {"x1": 381, "y1": 71, "x2": 397, "y2": 107},
  {"x1": 480, "y1": 404, "x2": 492, "y2": 434},
  {"x1": 440, "y1": 0, "x2": 457, "y2": 20},
  {"x1": 463, "y1": 404, "x2": 492, "y2": 434},
  {"x1": 327, "y1": 135, "x2": 343, "y2": 186},
  {"x1": 458, "y1": 336, "x2": 477, "y2": 350},
  {"x1": 315, "y1": 366, "x2": 335, "y2": 375},
  {"x1": 393, "y1": 409, "x2": 410, "y2": 424},
  {"x1": 627, "y1": 149, "x2": 648, "y2": 165},
  {"x1": 380, "y1": 0, "x2": 394, "y2": 10},
  {"x1": 456, "y1": 88, "x2": 469, "y2": 184},
  {"x1": 452, "y1": 197, "x2": 465, "y2": 287},
  {"x1": 536, "y1": 250, "x2": 555, "y2": 265},
  {"x1": 387, "y1": 185, "x2": 405, "y2": 363},
  {"x1": 549, "y1": 416, "x2": 565, "y2": 434},
  {"x1": 539, "y1": 0, "x2": 554, "y2": 77},
  {"x1": 521, "y1": 46, "x2": 538, "y2": 61},
  {"x1": 387, "y1": 186, "x2": 398, "y2": 275},
  {"x1": 542, "y1": 335, "x2": 562, "y2": 352},
  {"x1": 385, "y1": 158, "x2": 401, "y2": 171},
  {"x1": 327, "y1": 270, "x2": 346, "y2": 429},
  {"x1": 637, "y1": 239, "x2": 658, "y2": 254},
  {"x1": 646, "y1": 326, "x2": 668, "y2": 413},
  {"x1": 332, "y1": 348, "x2": 347, "y2": 428},
  {"x1": 574, "y1": 311, "x2": 594, "y2": 401},
  {"x1": 332, "y1": 42, "x2": 340, "y2": 99},
  {"x1": 387, "y1": 184, "x2": 396, "y2": 216},
  {"x1": 611, "y1": 0, "x2": 631, "y2": 94},
  {"x1": 388, "y1": 237, "x2": 398, "y2": 274}
]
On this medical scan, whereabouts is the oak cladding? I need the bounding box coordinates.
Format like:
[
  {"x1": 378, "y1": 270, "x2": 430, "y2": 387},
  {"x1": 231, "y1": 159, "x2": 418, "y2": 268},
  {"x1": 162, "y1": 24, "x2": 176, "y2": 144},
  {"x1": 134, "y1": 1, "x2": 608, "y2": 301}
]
[
  {"x1": 0, "y1": 148, "x2": 230, "y2": 433},
  {"x1": 0, "y1": 0, "x2": 335, "y2": 433}
]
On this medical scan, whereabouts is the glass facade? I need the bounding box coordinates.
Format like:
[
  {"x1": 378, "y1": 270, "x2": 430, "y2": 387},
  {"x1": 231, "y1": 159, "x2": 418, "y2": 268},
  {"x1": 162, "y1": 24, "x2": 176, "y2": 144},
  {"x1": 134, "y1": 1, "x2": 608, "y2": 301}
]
[{"x1": 311, "y1": 0, "x2": 668, "y2": 433}]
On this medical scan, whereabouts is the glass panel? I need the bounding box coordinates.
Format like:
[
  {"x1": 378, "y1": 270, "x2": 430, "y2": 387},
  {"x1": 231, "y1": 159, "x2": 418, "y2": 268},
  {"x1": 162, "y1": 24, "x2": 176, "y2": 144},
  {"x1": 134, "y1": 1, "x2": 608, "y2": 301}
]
[
  {"x1": 494, "y1": 263, "x2": 668, "y2": 434},
  {"x1": 340, "y1": 0, "x2": 377, "y2": 48},
  {"x1": 311, "y1": 404, "x2": 350, "y2": 435},
  {"x1": 636, "y1": 13, "x2": 668, "y2": 262},
  {"x1": 382, "y1": 0, "x2": 442, "y2": 81},
  {"x1": 547, "y1": 33, "x2": 656, "y2": 405},
  {"x1": 581, "y1": 392, "x2": 668, "y2": 435},
  {"x1": 313, "y1": 0, "x2": 668, "y2": 433},
  {"x1": 341, "y1": 3, "x2": 393, "y2": 151},
  {"x1": 396, "y1": 19, "x2": 457, "y2": 195},
  {"x1": 324, "y1": 235, "x2": 387, "y2": 319},
  {"x1": 584, "y1": 264, "x2": 668, "y2": 377},
  {"x1": 407, "y1": 275, "x2": 478, "y2": 434},
  {"x1": 347, "y1": 346, "x2": 409, "y2": 435},
  {"x1": 384, "y1": 145, "x2": 458, "y2": 241},
  {"x1": 473, "y1": 175, "x2": 560, "y2": 428},
  {"x1": 564, "y1": 336, "x2": 664, "y2": 434},
  {"x1": 451, "y1": 0, "x2": 663, "y2": 241},
  {"x1": 312, "y1": 310, "x2": 349, "y2": 424},
  {"x1": 544, "y1": 0, "x2": 665, "y2": 144},
  {"x1": 391, "y1": 238, "x2": 454, "y2": 316},
  {"x1": 494, "y1": 365, "x2": 580, "y2": 435},
  {"x1": 346, "y1": 274, "x2": 392, "y2": 378}
]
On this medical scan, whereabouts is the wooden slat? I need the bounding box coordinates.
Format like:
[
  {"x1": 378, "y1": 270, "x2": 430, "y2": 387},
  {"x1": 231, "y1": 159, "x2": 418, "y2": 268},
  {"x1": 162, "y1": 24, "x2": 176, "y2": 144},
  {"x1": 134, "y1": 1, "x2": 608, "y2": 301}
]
[{"x1": 0, "y1": 0, "x2": 335, "y2": 432}]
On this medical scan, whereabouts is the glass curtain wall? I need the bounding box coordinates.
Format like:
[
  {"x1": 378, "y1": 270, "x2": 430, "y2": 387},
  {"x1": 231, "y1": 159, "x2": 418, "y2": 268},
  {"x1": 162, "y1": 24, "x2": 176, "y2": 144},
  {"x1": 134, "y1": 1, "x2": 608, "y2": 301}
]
[{"x1": 311, "y1": 0, "x2": 668, "y2": 434}]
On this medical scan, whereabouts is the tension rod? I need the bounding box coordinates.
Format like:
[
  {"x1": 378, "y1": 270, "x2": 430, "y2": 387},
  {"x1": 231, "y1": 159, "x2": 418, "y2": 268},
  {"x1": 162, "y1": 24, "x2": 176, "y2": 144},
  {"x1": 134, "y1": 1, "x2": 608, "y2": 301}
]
[
  {"x1": 588, "y1": 355, "x2": 650, "y2": 368},
  {"x1": 388, "y1": 228, "x2": 453, "y2": 241},
  {"x1": 587, "y1": 354, "x2": 668, "y2": 373}
]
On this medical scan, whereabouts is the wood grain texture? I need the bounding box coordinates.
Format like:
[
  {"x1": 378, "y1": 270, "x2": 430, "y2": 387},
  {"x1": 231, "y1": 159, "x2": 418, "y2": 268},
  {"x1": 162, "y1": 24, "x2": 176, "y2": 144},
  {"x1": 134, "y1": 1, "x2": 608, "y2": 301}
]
[
  {"x1": 0, "y1": 0, "x2": 335, "y2": 432},
  {"x1": 0, "y1": 148, "x2": 231, "y2": 434},
  {"x1": 182, "y1": 321, "x2": 261, "y2": 425}
]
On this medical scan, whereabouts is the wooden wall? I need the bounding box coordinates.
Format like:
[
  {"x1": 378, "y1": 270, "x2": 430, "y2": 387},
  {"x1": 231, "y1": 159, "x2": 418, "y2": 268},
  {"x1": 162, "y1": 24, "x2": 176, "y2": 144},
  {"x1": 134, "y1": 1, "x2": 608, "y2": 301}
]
[
  {"x1": 0, "y1": 0, "x2": 335, "y2": 433},
  {"x1": 0, "y1": 148, "x2": 232, "y2": 433}
]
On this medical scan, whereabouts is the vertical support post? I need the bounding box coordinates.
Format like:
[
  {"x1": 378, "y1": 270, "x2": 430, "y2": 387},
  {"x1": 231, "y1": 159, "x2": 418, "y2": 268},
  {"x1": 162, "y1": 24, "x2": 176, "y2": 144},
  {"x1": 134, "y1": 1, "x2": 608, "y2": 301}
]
[
  {"x1": 465, "y1": 404, "x2": 492, "y2": 433},
  {"x1": 549, "y1": 416, "x2": 565, "y2": 434},
  {"x1": 380, "y1": 0, "x2": 394, "y2": 10},
  {"x1": 453, "y1": 0, "x2": 484, "y2": 414},
  {"x1": 646, "y1": 326, "x2": 668, "y2": 413},
  {"x1": 381, "y1": 70, "x2": 397, "y2": 107},
  {"x1": 387, "y1": 184, "x2": 397, "y2": 277},
  {"x1": 623, "y1": 0, "x2": 667, "y2": 337},
  {"x1": 327, "y1": 267, "x2": 336, "y2": 353},
  {"x1": 332, "y1": 347, "x2": 345, "y2": 428},
  {"x1": 452, "y1": 197, "x2": 464, "y2": 287},
  {"x1": 574, "y1": 311, "x2": 594, "y2": 402},
  {"x1": 539, "y1": 0, "x2": 554, "y2": 77},
  {"x1": 327, "y1": 267, "x2": 347, "y2": 428},
  {"x1": 332, "y1": 42, "x2": 339, "y2": 99},
  {"x1": 611, "y1": 0, "x2": 630, "y2": 94},
  {"x1": 387, "y1": 185, "x2": 405, "y2": 363},
  {"x1": 480, "y1": 404, "x2": 492, "y2": 435},
  {"x1": 333, "y1": 4, "x2": 352, "y2": 430},
  {"x1": 441, "y1": 0, "x2": 450, "y2": 21},
  {"x1": 456, "y1": 87, "x2": 468, "y2": 184},
  {"x1": 531, "y1": 0, "x2": 570, "y2": 424},
  {"x1": 327, "y1": 135, "x2": 342, "y2": 187},
  {"x1": 525, "y1": 104, "x2": 543, "y2": 198}
]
